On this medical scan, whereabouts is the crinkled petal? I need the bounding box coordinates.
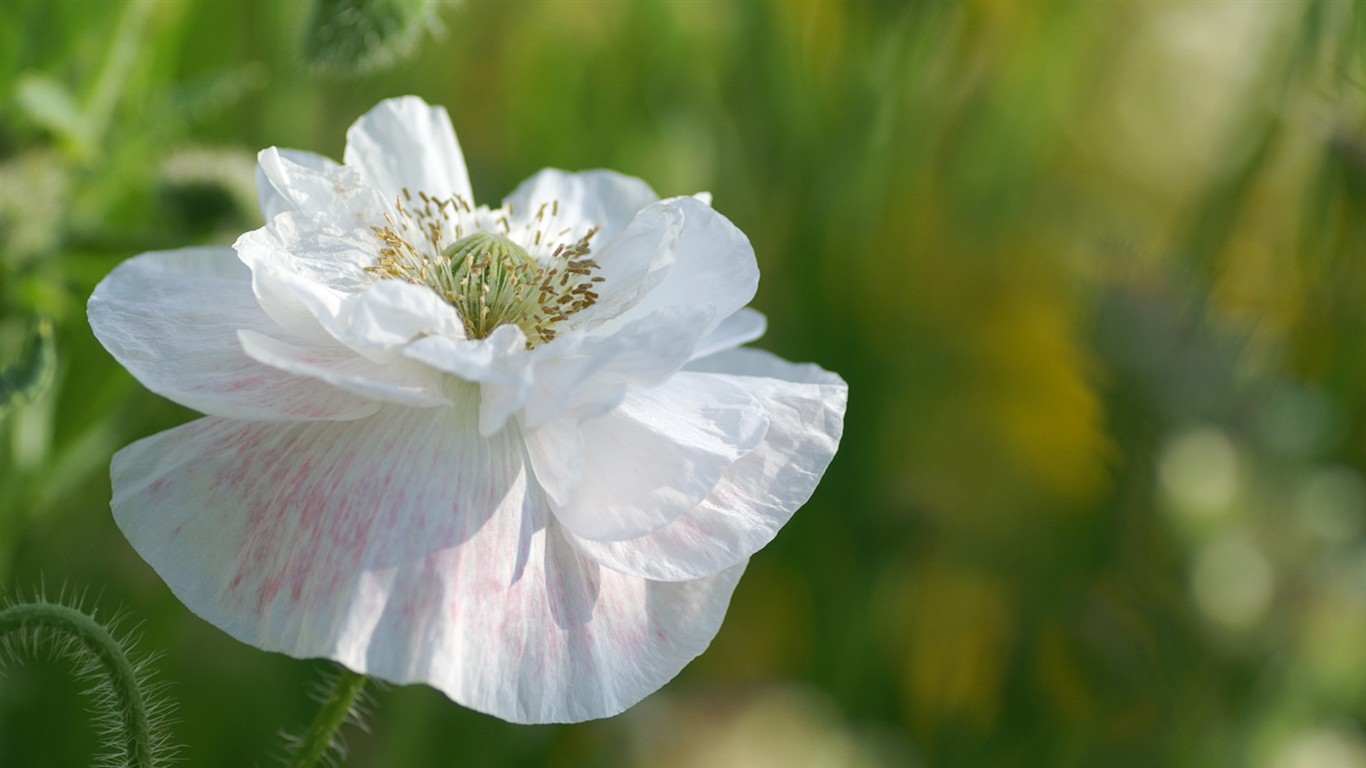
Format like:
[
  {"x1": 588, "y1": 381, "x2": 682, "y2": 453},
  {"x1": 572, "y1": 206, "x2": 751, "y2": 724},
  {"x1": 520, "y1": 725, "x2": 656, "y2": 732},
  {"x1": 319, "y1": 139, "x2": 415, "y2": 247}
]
[
  {"x1": 256, "y1": 148, "x2": 343, "y2": 222},
  {"x1": 344, "y1": 96, "x2": 473, "y2": 205},
  {"x1": 504, "y1": 168, "x2": 658, "y2": 249},
  {"x1": 88, "y1": 247, "x2": 379, "y2": 421},
  {"x1": 329, "y1": 279, "x2": 465, "y2": 354},
  {"x1": 590, "y1": 196, "x2": 757, "y2": 342},
  {"x1": 689, "y1": 308, "x2": 767, "y2": 361},
  {"x1": 531, "y1": 373, "x2": 768, "y2": 542},
  {"x1": 401, "y1": 325, "x2": 535, "y2": 435},
  {"x1": 570, "y1": 349, "x2": 847, "y2": 581},
  {"x1": 239, "y1": 253, "x2": 346, "y2": 349},
  {"x1": 565, "y1": 199, "x2": 683, "y2": 328},
  {"x1": 111, "y1": 391, "x2": 744, "y2": 723},
  {"x1": 402, "y1": 324, "x2": 528, "y2": 384},
  {"x1": 237, "y1": 215, "x2": 463, "y2": 358},
  {"x1": 521, "y1": 304, "x2": 715, "y2": 431},
  {"x1": 236, "y1": 210, "x2": 377, "y2": 297},
  {"x1": 238, "y1": 329, "x2": 448, "y2": 407},
  {"x1": 404, "y1": 304, "x2": 717, "y2": 440}
]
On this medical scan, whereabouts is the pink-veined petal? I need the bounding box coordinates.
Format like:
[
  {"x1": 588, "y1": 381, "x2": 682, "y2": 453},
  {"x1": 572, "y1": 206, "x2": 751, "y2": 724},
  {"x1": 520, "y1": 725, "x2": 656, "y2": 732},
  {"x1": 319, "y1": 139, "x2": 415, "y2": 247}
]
[
  {"x1": 344, "y1": 96, "x2": 473, "y2": 205},
  {"x1": 532, "y1": 373, "x2": 768, "y2": 543},
  {"x1": 570, "y1": 349, "x2": 847, "y2": 581},
  {"x1": 88, "y1": 247, "x2": 379, "y2": 421},
  {"x1": 111, "y1": 391, "x2": 744, "y2": 723}
]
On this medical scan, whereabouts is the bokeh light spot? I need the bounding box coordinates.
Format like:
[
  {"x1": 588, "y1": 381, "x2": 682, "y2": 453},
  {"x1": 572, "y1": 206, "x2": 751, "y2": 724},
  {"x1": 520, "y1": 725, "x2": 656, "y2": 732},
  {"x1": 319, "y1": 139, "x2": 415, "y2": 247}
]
[
  {"x1": 1191, "y1": 533, "x2": 1273, "y2": 631},
  {"x1": 1159, "y1": 425, "x2": 1242, "y2": 520}
]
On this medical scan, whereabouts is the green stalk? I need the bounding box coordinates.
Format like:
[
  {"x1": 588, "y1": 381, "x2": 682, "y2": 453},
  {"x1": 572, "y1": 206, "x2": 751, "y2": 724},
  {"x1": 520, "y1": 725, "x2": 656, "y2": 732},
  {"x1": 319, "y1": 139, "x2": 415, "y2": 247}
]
[
  {"x1": 284, "y1": 668, "x2": 370, "y2": 768},
  {"x1": 0, "y1": 601, "x2": 158, "y2": 767}
]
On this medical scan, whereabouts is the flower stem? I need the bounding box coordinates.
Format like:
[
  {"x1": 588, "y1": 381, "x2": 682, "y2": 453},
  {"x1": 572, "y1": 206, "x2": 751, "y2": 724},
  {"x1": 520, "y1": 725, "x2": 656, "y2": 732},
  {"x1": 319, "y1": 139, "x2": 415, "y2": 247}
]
[
  {"x1": 0, "y1": 601, "x2": 157, "y2": 767},
  {"x1": 285, "y1": 667, "x2": 369, "y2": 768}
]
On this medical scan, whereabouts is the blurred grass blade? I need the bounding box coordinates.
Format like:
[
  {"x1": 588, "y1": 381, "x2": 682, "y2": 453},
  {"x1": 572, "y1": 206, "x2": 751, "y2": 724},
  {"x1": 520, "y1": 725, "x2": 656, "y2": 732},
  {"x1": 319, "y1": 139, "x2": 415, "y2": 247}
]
[{"x1": 15, "y1": 76, "x2": 89, "y2": 150}]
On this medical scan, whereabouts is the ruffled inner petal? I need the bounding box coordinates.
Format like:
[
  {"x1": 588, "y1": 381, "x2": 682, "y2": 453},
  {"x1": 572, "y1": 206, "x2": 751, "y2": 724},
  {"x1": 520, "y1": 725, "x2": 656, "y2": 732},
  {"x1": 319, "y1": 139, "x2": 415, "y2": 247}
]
[
  {"x1": 255, "y1": 147, "x2": 343, "y2": 222},
  {"x1": 587, "y1": 196, "x2": 758, "y2": 344},
  {"x1": 238, "y1": 329, "x2": 449, "y2": 407},
  {"x1": 503, "y1": 168, "x2": 659, "y2": 251},
  {"x1": 236, "y1": 210, "x2": 378, "y2": 296},
  {"x1": 236, "y1": 209, "x2": 464, "y2": 359},
  {"x1": 344, "y1": 96, "x2": 474, "y2": 205},
  {"x1": 88, "y1": 247, "x2": 380, "y2": 421},
  {"x1": 112, "y1": 391, "x2": 745, "y2": 723},
  {"x1": 401, "y1": 324, "x2": 528, "y2": 385},
  {"x1": 401, "y1": 325, "x2": 536, "y2": 436},
  {"x1": 329, "y1": 279, "x2": 465, "y2": 354},
  {"x1": 568, "y1": 350, "x2": 847, "y2": 581},
  {"x1": 519, "y1": 304, "x2": 716, "y2": 431}
]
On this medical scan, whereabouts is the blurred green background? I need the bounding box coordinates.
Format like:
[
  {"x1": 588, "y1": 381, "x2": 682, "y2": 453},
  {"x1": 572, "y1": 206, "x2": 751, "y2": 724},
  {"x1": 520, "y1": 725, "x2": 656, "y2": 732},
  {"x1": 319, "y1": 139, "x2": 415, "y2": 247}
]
[{"x1": 2, "y1": 0, "x2": 1364, "y2": 766}]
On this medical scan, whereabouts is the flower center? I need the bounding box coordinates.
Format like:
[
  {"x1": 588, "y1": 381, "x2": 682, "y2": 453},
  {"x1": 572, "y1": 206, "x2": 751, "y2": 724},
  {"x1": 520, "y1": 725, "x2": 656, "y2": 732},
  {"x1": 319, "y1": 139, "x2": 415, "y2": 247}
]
[{"x1": 367, "y1": 190, "x2": 603, "y2": 347}]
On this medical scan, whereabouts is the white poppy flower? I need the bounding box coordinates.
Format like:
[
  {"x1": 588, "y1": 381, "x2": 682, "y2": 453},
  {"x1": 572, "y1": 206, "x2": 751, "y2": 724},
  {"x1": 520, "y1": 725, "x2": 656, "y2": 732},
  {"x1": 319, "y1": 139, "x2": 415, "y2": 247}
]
[{"x1": 89, "y1": 96, "x2": 847, "y2": 724}]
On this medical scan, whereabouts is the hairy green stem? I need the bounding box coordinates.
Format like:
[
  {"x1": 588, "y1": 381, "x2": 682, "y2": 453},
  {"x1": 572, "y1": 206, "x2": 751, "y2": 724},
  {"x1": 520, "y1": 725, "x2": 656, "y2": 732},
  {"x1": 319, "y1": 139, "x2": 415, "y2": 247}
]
[
  {"x1": 285, "y1": 668, "x2": 369, "y2": 768},
  {"x1": 0, "y1": 601, "x2": 155, "y2": 767}
]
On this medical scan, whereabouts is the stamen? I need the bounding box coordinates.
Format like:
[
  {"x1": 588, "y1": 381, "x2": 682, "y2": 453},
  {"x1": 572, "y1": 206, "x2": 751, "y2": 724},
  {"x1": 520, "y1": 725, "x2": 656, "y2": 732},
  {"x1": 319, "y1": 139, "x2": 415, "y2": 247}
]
[{"x1": 365, "y1": 193, "x2": 602, "y2": 347}]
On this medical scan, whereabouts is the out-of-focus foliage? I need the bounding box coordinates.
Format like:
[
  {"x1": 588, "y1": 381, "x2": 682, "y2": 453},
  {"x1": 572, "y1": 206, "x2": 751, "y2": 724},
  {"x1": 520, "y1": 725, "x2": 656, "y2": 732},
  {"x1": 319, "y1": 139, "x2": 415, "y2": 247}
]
[
  {"x1": 302, "y1": 0, "x2": 446, "y2": 76},
  {"x1": 1, "y1": 1, "x2": 1363, "y2": 766}
]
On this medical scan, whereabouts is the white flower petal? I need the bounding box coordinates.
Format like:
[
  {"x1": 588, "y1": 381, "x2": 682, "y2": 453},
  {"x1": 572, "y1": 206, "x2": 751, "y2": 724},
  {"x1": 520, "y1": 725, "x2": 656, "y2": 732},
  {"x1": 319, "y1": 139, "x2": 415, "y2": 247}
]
[
  {"x1": 239, "y1": 253, "x2": 346, "y2": 349},
  {"x1": 534, "y1": 373, "x2": 768, "y2": 542},
  {"x1": 570, "y1": 350, "x2": 846, "y2": 581},
  {"x1": 255, "y1": 148, "x2": 343, "y2": 222},
  {"x1": 237, "y1": 216, "x2": 464, "y2": 357},
  {"x1": 590, "y1": 197, "x2": 757, "y2": 344},
  {"x1": 330, "y1": 279, "x2": 465, "y2": 354},
  {"x1": 686, "y1": 345, "x2": 845, "y2": 381},
  {"x1": 521, "y1": 415, "x2": 581, "y2": 507},
  {"x1": 402, "y1": 324, "x2": 527, "y2": 383},
  {"x1": 521, "y1": 304, "x2": 715, "y2": 430},
  {"x1": 88, "y1": 247, "x2": 379, "y2": 421},
  {"x1": 112, "y1": 395, "x2": 744, "y2": 723},
  {"x1": 236, "y1": 211, "x2": 377, "y2": 296},
  {"x1": 504, "y1": 168, "x2": 659, "y2": 248},
  {"x1": 344, "y1": 96, "x2": 473, "y2": 204},
  {"x1": 689, "y1": 308, "x2": 767, "y2": 361},
  {"x1": 238, "y1": 329, "x2": 448, "y2": 407},
  {"x1": 563, "y1": 199, "x2": 682, "y2": 329},
  {"x1": 401, "y1": 325, "x2": 536, "y2": 435}
]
